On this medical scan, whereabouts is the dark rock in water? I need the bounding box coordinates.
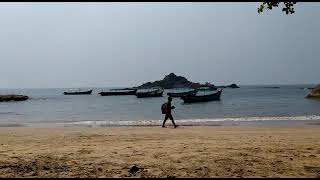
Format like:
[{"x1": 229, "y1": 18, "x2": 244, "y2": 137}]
[
  {"x1": 306, "y1": 84, "x2": 320, "y2": 98},
  {"x1": 135, "y1": 73, "x2": 217, "y2": 89},
  {"x1": 226, "y1": 84, "x2": 240, "y2": 88},
  {"x1": 0, "y1": 95, "x2": 29, "y2": 102},
  {"x1": 216, "y1": 84, "x2": 240, "y2": 89},
  {"x1": 129, "y1": 164, "x2": 142, "y2": 174}
]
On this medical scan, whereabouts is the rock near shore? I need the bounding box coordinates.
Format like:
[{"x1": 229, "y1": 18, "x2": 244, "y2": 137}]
[
  {"x1": 305, "y1": 84, "x2": 320, "y2": 98},
  {"x1": 0, "y1": 95, "x2": 29, "y2": 102}
]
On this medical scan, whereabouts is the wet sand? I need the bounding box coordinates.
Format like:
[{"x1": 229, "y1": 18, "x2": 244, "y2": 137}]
[{"x1": 0, "y1": 125, "x2": 320, "y2": 177}]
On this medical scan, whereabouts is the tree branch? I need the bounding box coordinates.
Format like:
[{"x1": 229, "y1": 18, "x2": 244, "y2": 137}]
[{"x1": 258, "y1": 2, "x2": 296, "y2": 15}]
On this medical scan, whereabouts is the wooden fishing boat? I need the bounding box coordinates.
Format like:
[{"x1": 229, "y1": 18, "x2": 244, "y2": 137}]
[
  {"x1": 63, "y1": 89, "x2": 93, "y2": 95},
  {"x1": 196, "y1": 86, "x2": 218, "y2": 91},
  {"x1": 136, "y1": 88, "x2": 164, "y2": 98},
  {"x1": 181, "y1": 89, "x2": 222, "y2": 103},
  {"x1": 99, "y1": 89, "x2": 137, "y2": 96},
  {"x1": 167, "y1": 89, "x2": 197, "y2": 97}
]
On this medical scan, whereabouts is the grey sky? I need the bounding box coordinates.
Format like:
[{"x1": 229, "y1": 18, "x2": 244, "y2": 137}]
[{"x1": 0, "y1": 2, "x2": 319, "y2": 88}]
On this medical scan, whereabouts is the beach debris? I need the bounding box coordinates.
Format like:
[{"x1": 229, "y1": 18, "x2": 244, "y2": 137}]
[{"x1": 128, "y1": 164, "x2": 143, "y2": 174}]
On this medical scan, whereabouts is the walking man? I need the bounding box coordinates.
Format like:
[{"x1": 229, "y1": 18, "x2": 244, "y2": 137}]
[{"x1": 161, "y1": 97, "x2": 178, "y2": 128}]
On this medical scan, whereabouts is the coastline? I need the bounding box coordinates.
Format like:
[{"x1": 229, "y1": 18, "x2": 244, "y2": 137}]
[
  {"x1": 1, "y1": 124, "x2": 320, "y2": 177},
  {"x1": 1, "y1": 117, "x2": 320, "y2": 128}
]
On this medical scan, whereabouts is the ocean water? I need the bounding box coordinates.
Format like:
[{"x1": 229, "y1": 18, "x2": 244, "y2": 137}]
[{"x1": 0, "y1": 85, "x2": 320, "y2": 127}]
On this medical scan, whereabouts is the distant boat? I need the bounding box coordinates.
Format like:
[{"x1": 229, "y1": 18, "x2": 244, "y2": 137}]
[
  {"x1": 181, "y1": 89, "x2": 222, "y2": 103},
  {"x1": 99, "y1": 89, "x2": 137, "y2": 96},
  {"x1": 167, "y1": 89, "x2": 197, "y2": 97},
  {"x1": 136, "y1": 88, "x2": 164, "y2": 98},
  {"x1": 63, "y1": 89, "x2": 93, "y2": 95}
]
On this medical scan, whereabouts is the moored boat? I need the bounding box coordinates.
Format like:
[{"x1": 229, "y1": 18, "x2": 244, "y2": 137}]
[
  {"x1": 167, "y1": 89, "x2": 197, "y2": 97},
  {"x1": 196, "y1": 86, "x2": 218, "y2": 91},
  {"x1": 99, "y1": 89, "x2": 137, "y2": 96},
  {"x1": 181, "y1": 89, "x2": 222, "y2": 103},
  {"x1": 63, "y1": 89, "x2": 93, "y2": 95},
  {"x1": 136, "y1": 88, "x2": 164, "y2": 98}
]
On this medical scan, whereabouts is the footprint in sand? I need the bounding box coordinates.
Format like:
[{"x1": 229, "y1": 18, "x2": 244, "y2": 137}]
[{"x1": 78, "y1": 148, "x2": 93, "y2": 154}]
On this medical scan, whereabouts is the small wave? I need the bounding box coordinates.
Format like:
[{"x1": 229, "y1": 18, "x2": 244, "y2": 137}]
[
  {"x1": 29, "y1": 97, "x2": 47, "y2": 100},
  {"x1": 62, "y1": 115, "x2": 320, "y2": 127}
]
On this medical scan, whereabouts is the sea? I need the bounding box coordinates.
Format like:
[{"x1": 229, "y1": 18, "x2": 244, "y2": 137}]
[{"x1": 1, "y1": 84, "x2": 320, "y2": 127}]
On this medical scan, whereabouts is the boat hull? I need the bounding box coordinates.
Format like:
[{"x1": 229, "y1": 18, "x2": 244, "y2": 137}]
[
  {"x1": 63, "y1": 90, "x2": 93, "y2": 95},
  {"x1": 167, "y1": 90, "x2": 197, "y2": 97},
  {"x1": 99, "y1": 90, "x2": 137, "y2": 96},
  {"x1": 136, "y1": 91, "x2": 163, "y2": 98},
  {"x1": 181, "y1": 90, "x2": 222, "y2": 103}
]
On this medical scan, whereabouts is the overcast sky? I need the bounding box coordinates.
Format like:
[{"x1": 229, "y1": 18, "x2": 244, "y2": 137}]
[{"x1": 0, "y1": 2, "x2": 319, "y2": 88}]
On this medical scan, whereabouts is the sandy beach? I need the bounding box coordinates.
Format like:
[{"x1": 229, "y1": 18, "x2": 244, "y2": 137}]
[{"x1": 0, "y1": 124, "x2": 320, "y2": 178}]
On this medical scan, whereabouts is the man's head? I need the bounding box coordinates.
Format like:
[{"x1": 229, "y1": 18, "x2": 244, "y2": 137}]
[{"x1": 168, "y1": 97, "x2": 172, "y2": 102}]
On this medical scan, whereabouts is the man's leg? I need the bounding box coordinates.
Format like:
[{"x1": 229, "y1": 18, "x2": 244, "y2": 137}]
[
  {"x1": 168, "y1": 114, "x2": 177, "y2": 128},
  {"x1": 162, "y1": 114, "x2": 169, "y2": 127}
]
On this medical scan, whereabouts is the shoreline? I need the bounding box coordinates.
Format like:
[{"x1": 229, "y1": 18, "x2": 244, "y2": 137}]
[
  {"x1": 1, "y1": 118, "x2": 320, "y2": 128},
  {"x1": 0, "y1": 125, "x2": 320, "y2": 177}
]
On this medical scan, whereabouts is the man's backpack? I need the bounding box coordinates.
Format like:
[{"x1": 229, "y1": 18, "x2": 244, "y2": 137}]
[{"x1": 161, "y1": 103, "x2": 168, "y2": 114}]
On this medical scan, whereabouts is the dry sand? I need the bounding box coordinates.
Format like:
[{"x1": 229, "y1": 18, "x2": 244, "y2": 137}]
[{"x1": 0, "y1": 125, "x2": 320, "y2": 178}]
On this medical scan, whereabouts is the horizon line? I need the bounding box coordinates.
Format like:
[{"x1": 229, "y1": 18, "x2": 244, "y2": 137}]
[{"x1": 0, "y1": 83, "x2": 317, "y2": 90}]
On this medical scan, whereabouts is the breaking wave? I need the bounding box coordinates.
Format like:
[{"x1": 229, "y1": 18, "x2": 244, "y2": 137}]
[{"x1": 62, "y1": 115, "x2": 320, "y2": 127}]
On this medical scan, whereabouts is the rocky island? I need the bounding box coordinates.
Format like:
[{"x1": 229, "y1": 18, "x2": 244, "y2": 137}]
[{"x1": 134, "y1": 73, "x2": 239, "y2": 89}]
